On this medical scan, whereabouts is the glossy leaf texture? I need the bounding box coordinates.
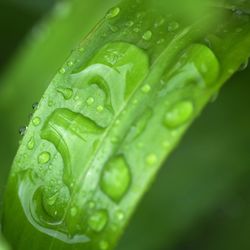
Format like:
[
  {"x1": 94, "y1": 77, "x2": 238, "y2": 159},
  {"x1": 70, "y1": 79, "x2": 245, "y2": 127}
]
[{"x1": 2, "y1": 1, "x2": 250, "y2": 250}]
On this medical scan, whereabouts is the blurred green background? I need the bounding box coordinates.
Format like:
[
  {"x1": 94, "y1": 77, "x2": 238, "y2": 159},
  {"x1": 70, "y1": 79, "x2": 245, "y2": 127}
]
[{"x1": 0, "y1": 0, "x2": 250, "y2": 249}]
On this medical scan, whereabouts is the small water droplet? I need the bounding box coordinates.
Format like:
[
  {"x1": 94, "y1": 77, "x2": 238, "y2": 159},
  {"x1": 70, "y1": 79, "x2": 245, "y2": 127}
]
[
  {"x1": 78, "y1": 47, "x2": 85, "y2": 53},
  {"x1": 86, "y1": 97, "x2": 95, "y2": 106},
  {"x1": 27, "y1": 137, "x2": 35, "y2": 150},
  {"x1": 133, "y1": 27, "x2": 140, "y2": 33},
  {"x1": 154, "y1": 17, "x2": 165, "y2": 27},
  {"x1": 116, "y1": 210, "x2": 125, "y2": 221},
  {"x1": 38, "y1": 151, "x2": 51, "y2": 164},
  {"x1": 70, "y1": 207, "x2": 77, "y2": 217},
  {"x1": 142, "y1": 30, "x2": 152, "y2": 41},
  {"x1": 146, "y1": 153, "x2": 157, "y2": 165},
  {"x1": 106, "y1": 7, "x2": 120, "y2": 19},
  {"x1": 156, "y1": 38, "x2": 165, "y2": 45},
  {"x1": 32, "y1": 102, "x2": 39, "y2": 110},
  {"x1": 141, "y1": 84, "x2": 151, "y2": 93},
  {"x1": 32, "y1": 117, "x2": 41, "y2": 126},
  {"x1": 19, "y1": 126, "x2": 27, "y2": 136},
  {"x1": 59, "y1": 67, "x2": 66, "y2": 74},
  {"x1": 164, "y1": 101, "x2": 194, "y2": 128},
  {"x1": 88, "y1": 210, "x2": 108, "y2": 232},
  {"x1": 56, "y1": 87, "x2": 73, "y2": 100},
  {"x1": 99, "y1": 240, "x2": 109, "y2": 250},
  {"x1": 67, "y1": 61, "x2": 74, "y2": 67},
  {"x1": 125, "y1": 21, "x2": 134, "y2": 27},
  {"x1": 100, "y1": 156, "x2": 131, "y2": 202},
  {"x1": 168, "y1": 21, "x2": 180, "y2": 32},
  {"x1": 239, "y1": 59, "x2": 249, "y2": 71},
  {"x1": 97, "y1": 105, "x2": 104, "y2": 112}
]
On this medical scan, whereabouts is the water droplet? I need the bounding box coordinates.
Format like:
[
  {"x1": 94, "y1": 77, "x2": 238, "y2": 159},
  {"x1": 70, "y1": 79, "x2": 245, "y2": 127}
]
[
  {"x1": 109, "y1": 25, "x2": 118, "y2": 32},
  {"x1": 154, "y1": 17, "x2": 165, "y2": 27},
  {"x1": 86, "y1": 97, "x2": 95, "y2": 106},
  {"x1": 57, "y1": 87, "x2": 73, "y2": 100},
  {"x1": 239, "y1": 59, "x2": 249, "y2": 71},
  {"x1": 100, "y1": 156, "x2": 131, "y2": 202},
  {"x1": 78, "y1": 47, "x2": 85, "y2": 53},
  {"x1": 116, "y1": 210, "x2": 125, "y2": 221},
  {"x1": 27, "y1": 137, "x2": 35, "y2": 150},
  {"x1": 88, "y1": 210, "x2": 108, "y2": 232},
  {"x1": 156, "y1": 38, "x2": 165, "y2": 45},
  {"x1": 97, "y1": 105, "x2": 104, "y2": 112},
  {"x1": 32, "y1": 102, "x2": 39, "y2": 110},
  {"x1": 142, "y1": 30, "x2": 152, "y2": 41},
  {"x1": 141, "y1": 84, "x2": 151, "y2": 93},
  {"x1": 125, "y1": 21, "x2": 134, "y2": 27},
  {"x1": 59, "y1": 67, "x2": 66, "y2": 74},
  {"x1": 99, "y1": 240, "x2": 109, "y2": 250},
  {"x1": 38, "y1": 151, "x2": 51, "y2": 164},
  {"x1": 19, "y1": 126, "x2": 27, "y2": 136},
  {"x1": 164, "y1": 101, "x2": 194, "y2": 128},
  {"x1": 67, "y1": 61, "x2": 74, "y2": 67},
  {"x1": 106, "y1": 7, "x2": 120, "y2": 19},
  {"x1": 168, "y1": 21, "x2": 179, "y2": 32},
  {"x1": 32, "y1": 117, "x2": 41, "y2": 126},
  {"x1": 146, "y1": 153, "x2": 157, "y2": 165},
  {"x1": 70, "y1": 207, "x2": 77, "y2": 217},
  {"x1": 133, "y1": 27, "x2": 140, "y2": 33}
]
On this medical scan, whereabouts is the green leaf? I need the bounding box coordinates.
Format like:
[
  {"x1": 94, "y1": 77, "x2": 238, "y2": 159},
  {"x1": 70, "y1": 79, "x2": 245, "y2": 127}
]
[{"x1": 2, "y1": 1, "x2": 250, "y2": 250}]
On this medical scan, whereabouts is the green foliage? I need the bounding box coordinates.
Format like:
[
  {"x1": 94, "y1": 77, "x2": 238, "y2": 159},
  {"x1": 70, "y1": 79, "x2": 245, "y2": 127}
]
[{"x1": 1, "y1": 0, "x2": 250, "y2": 250}]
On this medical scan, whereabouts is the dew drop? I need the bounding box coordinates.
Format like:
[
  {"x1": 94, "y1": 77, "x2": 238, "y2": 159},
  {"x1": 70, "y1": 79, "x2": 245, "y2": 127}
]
[
  {"x1": 156, "y1": 38, "x2": 165, "y2": 45},
  {"x1": 100, "y1": 156, "x2": 131, "y2": 202},
  {"x1": 32, "y1": 102, "x2": 39, "y2": 110},
  {"x1": 56, "y1": 87, "x2": 73, "y2": 100},
  {"x1": 146, "y1": 153, "x2": 158, "y2": 165},
  {"x1": 106, "y1": 7, "x2": 120, "y2": 19},
  {"x1": 99, "y1": 240, "x2": 109, "y2": 250},
  {"x1": 168, "y1": 21, "x2": 180, "y2": 32},
  {"x1": 88, "y1": 210, "x2": 108, "y2": 232},
  {"x1": 59, "y1": 67, "x2": 66, "y2": 74},
  {"x1": 70, "y1": 207, "x2": 77, "y2": 217},
  {"x1": 27, "y1": 137, "x2": 35, "y2": 150},
  {"x1": 133, "y1": 27, "x2": 140, "y2": 33},
  {"x1": 141, "y1": 84, "x2": 151, "y2": 93},
  {"x1": 97, "y1": 105, "x2": 104, "y2": 112},
  {"x1": 19, "y1": 126, "x2": 27, "y2": 136},
  {"x1": 164, "y1": 101, "x2": 194, "y2": 128},
  {"x1": 67, "y1": 61, "x2": 74, "y2": 67},
  {"x1": 239, "y1": 59, "x2": 249, "y2": 71},
  {"x1": 38, "y1": 151, "x2": 51, "y2": 164},
  {"x1": 32, "y1": 117, "x2": 41, "y2": 126},
  {"x1": 86, "y1": 97, "x2": 95, "y2": 106},
  {"x1": 125, "y1": 21, "x2": 134, "y2": 27},
  {"x1": 142, "y1": 30, "x2": 152, "y2": 41},
  {"x1": 116, "y1": 210, "x2": 125, "y2": 221}
]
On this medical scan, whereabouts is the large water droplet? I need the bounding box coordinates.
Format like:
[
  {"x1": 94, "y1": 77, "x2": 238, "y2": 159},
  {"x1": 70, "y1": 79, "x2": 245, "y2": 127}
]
[
  {"x1": 57, "y1": 87, "x2": 73, "y2": 100},
  {"x1": 100, "y1": 156, "x2": 131, "y2": 202},
  {"x1": 88, "y1": 210, "x2": 108, "y2": 232},
  {"x1": 164, "y1": 101, "x2": 194, "y2": 128},
  {"x1": 106, "y1": 7, "x2": 120, "y2": 19},
  {"x1": 38, "y1": 151, "x2": 51, "y2": 164}
]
